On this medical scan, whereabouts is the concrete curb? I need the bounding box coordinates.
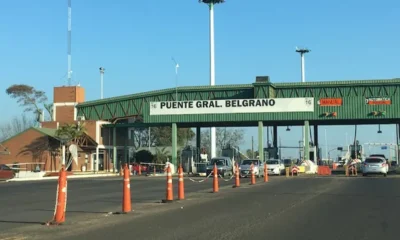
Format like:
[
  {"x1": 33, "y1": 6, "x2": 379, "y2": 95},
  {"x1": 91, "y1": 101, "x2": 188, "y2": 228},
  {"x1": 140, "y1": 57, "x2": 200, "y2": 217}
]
[{"x1": 6, "y1": 173, "x2": 119, "y2": 182}]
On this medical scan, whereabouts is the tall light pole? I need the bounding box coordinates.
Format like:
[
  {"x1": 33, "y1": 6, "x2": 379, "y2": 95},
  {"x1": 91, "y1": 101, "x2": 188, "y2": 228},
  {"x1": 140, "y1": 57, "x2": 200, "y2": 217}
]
[
  {"x1": 172, "y1": 57, "x2": 180, "y2": 101},
  {"x1": 199, "y1": 0, "x2": 225, "y2": 158},
  {"x1": 67, "y1": 0, "x2": 72, "y2": 85},
  {"x1": 99, "y1": 67, "x2": 105, "y2": 99},
  {"x1": 296, "y1": 47, "x2": 311, "y2": 154}
]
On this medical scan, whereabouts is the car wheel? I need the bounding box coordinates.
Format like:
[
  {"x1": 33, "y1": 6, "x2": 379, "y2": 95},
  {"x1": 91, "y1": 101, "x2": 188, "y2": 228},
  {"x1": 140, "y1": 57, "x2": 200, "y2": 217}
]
[
  {"x1": 362, "y1": 173, "x2": 367, "y2": 176},
  {"x1": 384, "y1": 173, "x2": 387, "y2": 177}
]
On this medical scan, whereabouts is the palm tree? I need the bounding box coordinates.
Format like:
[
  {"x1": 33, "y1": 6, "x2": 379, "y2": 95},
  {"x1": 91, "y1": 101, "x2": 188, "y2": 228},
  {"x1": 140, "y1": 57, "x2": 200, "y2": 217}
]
[
  {"x1": 55, "y1": 123, "x2": 86, "y2": 141},
  {"x1": 55, "y1": 123, "x2": 87, "y2": 169},
  {"x1": 155, "y1": 147, "x2": 169, "y2": 164}
]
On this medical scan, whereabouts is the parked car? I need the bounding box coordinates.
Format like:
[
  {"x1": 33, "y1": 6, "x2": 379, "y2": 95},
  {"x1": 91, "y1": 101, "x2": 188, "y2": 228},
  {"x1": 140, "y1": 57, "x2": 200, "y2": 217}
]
[
  {"x1": 266, "y1": 159, "x2": 285, "y2": 175},
  {"x1": 362, "y1": 157, "x2": 389, "y2": 177},
  {"x1": 239, "y1": 159, "x2": 264, "y2": 178},
  {"x1": 0, "y1": 164, "x2": 15, "y2": 180},
  {"x1": 206, "y1": 157, "x2": 234, "y2": 177}
]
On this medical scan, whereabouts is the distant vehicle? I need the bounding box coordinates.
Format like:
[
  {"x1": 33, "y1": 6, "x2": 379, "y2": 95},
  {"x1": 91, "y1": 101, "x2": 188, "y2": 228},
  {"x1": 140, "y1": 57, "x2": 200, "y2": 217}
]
[
  {"x1": 362, "y1": 157, "x2": 389, "y2": 177},
  {"x1": 369, "y1": 154, "x2": 387, "y2": 160},
  {"x1": 239, "y1": 159, "x2": 264, "y2": 178},
  {"x1": 206, "y1": 157, "x2": 234, "y2": 177},
  {"x1": 266, "y1": 159, "x2": 285, "y2": 175},
  {"x1": 0, "y1": 164, "x2": 15, "y2": 180}
]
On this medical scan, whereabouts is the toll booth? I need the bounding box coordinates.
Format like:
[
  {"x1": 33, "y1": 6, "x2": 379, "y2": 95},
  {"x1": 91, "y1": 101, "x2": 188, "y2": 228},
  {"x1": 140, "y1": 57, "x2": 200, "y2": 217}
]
[
  {"x1": 221, "y1": 144, "x2": 241, "y2": 164},
  {"x1": 180, "y1": 145, "x2": 199, "y2": 173},
  {"x1": 264, "y1": 147, "x2": 279, "y2": 160},
  {"x1": 350, "y1": 141, "x2": 362, "y2": 159},
  {"x1": 308, "y1": 146, "x2": 322, "y2": 162}
]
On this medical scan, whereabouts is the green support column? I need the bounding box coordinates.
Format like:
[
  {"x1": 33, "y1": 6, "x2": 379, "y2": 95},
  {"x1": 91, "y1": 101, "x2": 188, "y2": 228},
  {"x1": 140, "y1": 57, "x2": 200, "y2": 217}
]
[
  {"x1": 304, "y1": 121, "x2": 310, "y2": 160},
  {"x1": 124, "y1": 140, "x2": 127, "y2": 165},
  {"x1": 196, "y1": 127, "x2": 201, "y2": 151},
  {"x1": 258, "y1": 121, "x2": 264, "y2": 161},
  {"x1": 172, "y1": 123, "x2": 177, "y2": 166},
  {"x1": 113, "y1": 127, "x2": 117, "y2": 173}
]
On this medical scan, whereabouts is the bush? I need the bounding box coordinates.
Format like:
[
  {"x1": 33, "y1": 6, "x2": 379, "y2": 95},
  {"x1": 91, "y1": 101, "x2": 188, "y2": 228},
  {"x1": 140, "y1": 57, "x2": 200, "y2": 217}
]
[{"x1": 135, "y1": 150, "x2": 154, "y2": 163}]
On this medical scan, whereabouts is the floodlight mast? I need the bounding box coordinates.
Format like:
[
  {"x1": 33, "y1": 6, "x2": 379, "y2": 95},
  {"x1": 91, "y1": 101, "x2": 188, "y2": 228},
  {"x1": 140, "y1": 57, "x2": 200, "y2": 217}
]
[
  {"x1": 99, "y1": 67, "x2": 105, "y2": 99},
  {"x1": 295, "y1": 47, "x2": 310, "y2": 83},
  {"x1": 67, "y1": 0, "x2": 72, "y2": 86},
  {"x1": 296, "y1": 47, "x2": 311, "y2": 156},
  {"x1": 199, "y1": 0, "x2": 225, "y2": 158}
]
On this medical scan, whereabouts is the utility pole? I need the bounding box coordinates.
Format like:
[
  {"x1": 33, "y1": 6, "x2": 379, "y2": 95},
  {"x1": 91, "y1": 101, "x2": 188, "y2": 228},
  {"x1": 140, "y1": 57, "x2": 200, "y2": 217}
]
[{"x1": 99, "y1": 67, "x2": 105, "y2": 99}]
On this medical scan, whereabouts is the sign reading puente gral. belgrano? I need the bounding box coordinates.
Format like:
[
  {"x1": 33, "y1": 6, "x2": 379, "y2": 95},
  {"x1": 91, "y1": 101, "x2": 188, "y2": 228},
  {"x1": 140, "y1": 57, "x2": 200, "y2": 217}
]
[{"x1": 149, "y1": 98, "x2": 314, "y2": 115}]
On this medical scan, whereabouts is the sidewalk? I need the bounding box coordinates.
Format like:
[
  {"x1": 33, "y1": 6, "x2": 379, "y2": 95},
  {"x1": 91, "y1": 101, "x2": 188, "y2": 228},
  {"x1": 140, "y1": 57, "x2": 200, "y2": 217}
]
[{"x1": 6, "y1": 172, "x2": 119, "y2": 182}]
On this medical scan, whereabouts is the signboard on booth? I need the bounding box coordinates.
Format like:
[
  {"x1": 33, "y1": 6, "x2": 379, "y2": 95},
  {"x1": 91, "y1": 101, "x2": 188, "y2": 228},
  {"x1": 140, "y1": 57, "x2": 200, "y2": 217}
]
[
  {"x1": 318, "y1": 98, "x2": 342, "y2": 106},
  {"x1": 149, "y1": 98, "x2": 314, "y2": 115},
  {"x1": 365, "y1": 97, "x2": 391, "y2": 105}
]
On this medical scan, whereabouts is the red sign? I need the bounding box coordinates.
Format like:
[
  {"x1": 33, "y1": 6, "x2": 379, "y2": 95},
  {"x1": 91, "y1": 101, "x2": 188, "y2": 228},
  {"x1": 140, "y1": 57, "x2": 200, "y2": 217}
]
[
  {"x1": 366, "y1": 97, "x2": 391, "y2": 105},
  {"x1": 318, "y1": 98, "x2": 342, "y2": 106}
]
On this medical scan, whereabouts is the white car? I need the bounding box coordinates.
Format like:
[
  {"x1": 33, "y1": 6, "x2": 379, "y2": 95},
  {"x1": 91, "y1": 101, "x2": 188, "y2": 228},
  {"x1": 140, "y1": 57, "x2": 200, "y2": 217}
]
[
  {"x1": 362, "y1": 157, "x2": 389, "y2": 177},
  {"x1": 239, "y1": 159, "x2": 264, "y2": 177},
  {"x1": 266, "y1": 159, "x2": 285, "y2": 175}
]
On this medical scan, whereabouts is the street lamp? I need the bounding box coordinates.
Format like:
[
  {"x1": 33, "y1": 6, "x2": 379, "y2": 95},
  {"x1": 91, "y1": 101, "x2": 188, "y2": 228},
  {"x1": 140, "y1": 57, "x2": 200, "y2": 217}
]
[
  {"x1": 199, "y1": 0, "x2": 225, "y2": 159},
  {"x1": 328, "y1": 147, "x2": 343, "y2": 161},
  {"x1": 296, "y1": 47, "x2": 311, "y2": 153},
  {"x1": 377, "y1": 124, "x2": 382, "y2": 134}
]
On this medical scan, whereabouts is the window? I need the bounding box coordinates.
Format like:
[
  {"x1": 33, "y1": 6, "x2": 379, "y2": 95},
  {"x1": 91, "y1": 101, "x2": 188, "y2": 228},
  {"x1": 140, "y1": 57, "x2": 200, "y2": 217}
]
[
  {"x1": 241, "y1": 160, "x2": 259, "y2": 165},
  {"x1": 365, "y1": 158, "x2": 384, "y2": 163},
  {"x1": 0, "y1": 165, "x2": 11, "y2": 170},
  {"x1": 210, "y1": 159, "x2": 226, "y2": 166},
  {"x1": 266, "y1": 160, "x2": 279, "y2": 165}
]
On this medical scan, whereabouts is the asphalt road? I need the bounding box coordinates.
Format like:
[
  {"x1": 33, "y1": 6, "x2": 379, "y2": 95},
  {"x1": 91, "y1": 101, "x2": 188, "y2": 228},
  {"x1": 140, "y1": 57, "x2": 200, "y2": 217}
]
[
  {"x1": 0, "y1": 174, "x2": 248, "y2": 233},
  {"x1": 2, "y1": 175, "x2": 399, "y2": 240}
]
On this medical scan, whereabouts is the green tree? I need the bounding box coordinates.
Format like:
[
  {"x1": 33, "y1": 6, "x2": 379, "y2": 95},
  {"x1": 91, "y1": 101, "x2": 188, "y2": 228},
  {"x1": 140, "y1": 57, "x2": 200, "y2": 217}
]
[
  {"x1": 55, "y1": 123, "x2": 86, "y2": 169},
  {"x1": 201, "y1": 128, "x2": 245, "y2": 155},
  {"x1": 0, "y1": 114, "x2": 36, "y2": 142},
  {"x1": 135, "y1": 150, "x2": 153, "y2": 163},
  {"x1": 6, "y1": 84, "x2": 53, "y2": 121},
  {"x1": 154, "y1": 147, "x2": 169, "y2": 164},
  {"x1": 130, "y1": 127, "x2": 195, "y2": 149},
  {"x1": 55, "y1": 123, "x2": 86, "y2": 141}
]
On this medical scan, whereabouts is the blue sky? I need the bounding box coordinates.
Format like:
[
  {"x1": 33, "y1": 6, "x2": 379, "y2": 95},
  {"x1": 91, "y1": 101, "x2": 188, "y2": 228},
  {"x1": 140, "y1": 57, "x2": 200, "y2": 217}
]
[{"x1": 1, "y1": 0, "x2": 399, "y2": 158}]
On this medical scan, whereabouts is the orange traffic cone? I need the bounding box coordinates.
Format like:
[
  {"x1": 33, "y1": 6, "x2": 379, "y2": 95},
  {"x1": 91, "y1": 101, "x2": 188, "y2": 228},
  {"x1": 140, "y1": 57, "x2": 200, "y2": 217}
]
[
  {"x1": 234, "y1": 163, "x2": 240, "y2": 188},
  {"x1": 250, "y1": 163, "x2": 256, "y2": 185},
  {"x1": 264, "y1": 163, "x2": 269, "y2": 182},
  {"x1": 163, "y1": 166, "x2": 174, "y2": 203},
  {"x1": 122, "y1": 164, "x2": 132, "y2": 213},
  {"x1": 46, "y1": 165, "x2": 68, "y2": 225},
  {"x1": 213, "y1": 163, "x2": 219, "y2": 193},
  {"x1": 178, "y1": 165, "x2": 185, "y2": 200}
]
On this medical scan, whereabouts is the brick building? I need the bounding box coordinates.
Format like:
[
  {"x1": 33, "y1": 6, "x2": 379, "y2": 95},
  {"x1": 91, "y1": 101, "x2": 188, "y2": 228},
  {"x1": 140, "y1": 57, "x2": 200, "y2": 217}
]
[{"x1": 0, "y1": 85, "x2": 118, "y2": 173}]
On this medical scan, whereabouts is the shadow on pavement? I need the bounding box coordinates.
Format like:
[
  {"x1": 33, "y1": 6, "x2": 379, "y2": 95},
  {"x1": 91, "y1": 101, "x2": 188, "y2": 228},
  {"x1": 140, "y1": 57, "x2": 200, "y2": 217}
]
[
  {"x1": 0, "y1": 220, "x2": 44, "y2": 225},
  {"x1": 29, "y1": 209, "x2": 110, "y2": 214}
]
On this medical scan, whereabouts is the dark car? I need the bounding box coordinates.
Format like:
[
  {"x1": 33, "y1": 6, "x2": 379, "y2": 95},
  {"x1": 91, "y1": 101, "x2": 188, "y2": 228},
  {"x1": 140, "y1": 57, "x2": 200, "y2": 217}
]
[{"x1": 0, "y1": 164, "x2": 15, "y2": 180}]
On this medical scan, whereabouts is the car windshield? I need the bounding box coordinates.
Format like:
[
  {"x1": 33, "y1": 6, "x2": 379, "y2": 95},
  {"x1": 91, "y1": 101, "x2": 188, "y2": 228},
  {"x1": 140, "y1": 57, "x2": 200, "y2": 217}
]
[
  {"x1": 210, "y1": 159, "x2": 226, "y2": 166},
  {"x1": 0, "y1": 164, "x2": 11, "y2": 170},
  {"x1": 365, "y1": 158, "x2": 384, "y2": 163},
  {"x1": 266, "y1": 160, "x2": 279, "y2": 165},
  {"x1": 370, "y1": 154, "x2": 385, "y2": 158},
  {"x1": 241, "y1": 160, "x2": 259, "y2": 165}
]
